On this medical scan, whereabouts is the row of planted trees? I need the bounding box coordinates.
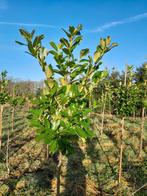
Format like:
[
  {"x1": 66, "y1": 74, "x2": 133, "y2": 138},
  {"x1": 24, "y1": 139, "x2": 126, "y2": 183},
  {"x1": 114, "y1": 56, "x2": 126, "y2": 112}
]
[
  {"x1": 1, "y1": 25, "x2": 146, "y2": 195},
  {"x1": 92, "y1": 64, "x2": 147, "y2": 194},
  {"x1": 0, "y1": 71, "x2": 26, "y2": 173}
]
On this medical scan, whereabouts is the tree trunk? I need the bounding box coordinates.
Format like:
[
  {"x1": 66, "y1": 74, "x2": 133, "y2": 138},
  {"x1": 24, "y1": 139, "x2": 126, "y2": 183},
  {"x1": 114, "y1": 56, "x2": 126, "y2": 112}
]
[
  {"x1": 0, "y1": 105, "x2": 3, "y2": 149},
  {"x1": 118, "y1": 117, "x2": 125, "y2": 185},
  {"x1": 57, "y1": 152, "x2": 62, "y2": 196},
  {"x1": 138, "y1": 107, "x2": 145, "y2": 158}
]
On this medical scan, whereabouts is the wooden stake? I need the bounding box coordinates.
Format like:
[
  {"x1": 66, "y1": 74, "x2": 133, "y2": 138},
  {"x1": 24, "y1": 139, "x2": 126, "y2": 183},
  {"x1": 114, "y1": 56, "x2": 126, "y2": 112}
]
[
  {"x1": 118, "y1": 117, "x2": 125, "y2": 185},
  {"x1": 138, "y1": 107, "x2": 145, "y2": 158},
  {"x1": 11, "y1": 107, "x2": 14, "y2": 132},
  {"x1": 118, "y1": 65, "x2": 127, "y2": 189},
  {"x1": 6, "y1": 123, "x2": 10, "y2": 174},
  {"x1": 101, "y1": 92, "x2": 107, "y2": 135},
  {"x1": 0, "y1": 105, "x2": 3, "y2": 149}
]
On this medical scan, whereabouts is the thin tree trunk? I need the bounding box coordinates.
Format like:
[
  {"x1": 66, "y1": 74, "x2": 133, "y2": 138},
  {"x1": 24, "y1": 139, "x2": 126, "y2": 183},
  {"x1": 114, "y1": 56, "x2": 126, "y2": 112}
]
[
  {"x1": 138, "y1": 107, "x2": 145, "y2": 158},
  {"x1": 0, "y1": 105, "x2": 3, "y2": 149},
  {"x1": 57, "y1": 152, "x2": 62, "y2": 196},
  {"x1": 118, "y1": 117, "x2": 125, "y2": 185}
]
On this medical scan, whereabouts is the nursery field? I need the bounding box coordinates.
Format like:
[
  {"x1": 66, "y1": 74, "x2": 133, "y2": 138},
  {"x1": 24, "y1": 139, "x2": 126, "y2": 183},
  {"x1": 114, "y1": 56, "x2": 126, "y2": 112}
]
[
  {"x1": 0, "y1": 106, "x2": 146, "y2": 195},
  {"x1": 1, "y1": 0, "x2": 147, "y2": 195},
  {"x1": 0, "y1": 24, "x2": 147, "y2": 196}
]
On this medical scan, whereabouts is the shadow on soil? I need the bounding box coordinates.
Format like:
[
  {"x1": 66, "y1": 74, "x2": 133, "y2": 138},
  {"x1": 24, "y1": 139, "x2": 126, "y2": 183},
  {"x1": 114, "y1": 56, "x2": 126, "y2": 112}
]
[{"x1": 62, "y1": 141, "x2": 86, "y2": 196}]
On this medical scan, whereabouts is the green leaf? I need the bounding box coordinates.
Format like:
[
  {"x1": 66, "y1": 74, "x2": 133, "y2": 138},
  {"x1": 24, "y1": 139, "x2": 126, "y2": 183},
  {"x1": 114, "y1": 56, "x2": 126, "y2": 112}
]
[
  {"x1": 94, "y1": 51, "x2": 101, "y2": 63},
  {"x1": 100, "y1": 38, "x2": 105, "y2": 49},
  {"x1": 15, "y1": 41, "x2": 27, "y2": 46},
  {"x1": 49, "y1": 140, "x2": 58, "y2": 153},
  {"x1": 110, "y1": 43, "x2": 118, "y2": 48},
  {"x1": 28, "y1": 42, "x2": 36, "y2": 55},
  {"x1": 31, "y1": 29, "x2": 35, "y2": 37},
  {"x1": 45, "y1": 65, "x2": 53, "y2": 78},
  {"x1": 60, "y1": 38, "x2": 69, "y2": 48},
  {"x1": 69, "y1": 26, "x2": 75, "y2": 34},
  {"x1": 33, "y1": 35, "x2": 44, "y2": 46},
  {"x1": 92, "y1": 71, "x2": 103, "y2": 83},
  {"x1": 80, "y1": 48, "x2": 89, "y2": 58},
  {"x1": 62, "y1": 28, "x2": 71, "y2": 38},
  {"x1": 76, "y1": 128, "x2": 88, "y2": 139},
  {"x1": 19, "y1": 29, "x2": 32, "y2": 42},
  {"x1": 106, "y1": 36, "x2": 111, "y2": 46},
  {"x1": 63, "y1": 48, "x2": 70, "y2": 55},
  {"x1": 50, "y1": 41, "x2": 58, "y2": 51},
  {"x1": 49, "y1": 50, "x2": 58, "y2": 56},
  {"x1": 73, "y1": 24, "x2": 82, "y2": 35}
]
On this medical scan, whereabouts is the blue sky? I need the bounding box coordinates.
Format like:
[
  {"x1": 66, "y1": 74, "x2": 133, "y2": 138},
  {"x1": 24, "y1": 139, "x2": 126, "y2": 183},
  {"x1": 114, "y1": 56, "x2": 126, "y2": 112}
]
[{"x1": 0, "y1": 0, "x2": 147, "y2": 80}]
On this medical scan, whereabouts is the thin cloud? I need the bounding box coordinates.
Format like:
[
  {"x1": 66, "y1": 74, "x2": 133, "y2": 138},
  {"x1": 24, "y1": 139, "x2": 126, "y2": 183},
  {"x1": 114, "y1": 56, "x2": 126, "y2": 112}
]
[
  {"x1": 88, "y1": 12, "x2": 147, "y2": 33},
  {"x1": 0, "y1": 12, "x2": 147, "y2": 32},
  {"x1": 0, "y1": 0, "x2": 8, "y2": 10},
  {"x1": 0, "y1": 21, "x2": 61, "y2": 29}
]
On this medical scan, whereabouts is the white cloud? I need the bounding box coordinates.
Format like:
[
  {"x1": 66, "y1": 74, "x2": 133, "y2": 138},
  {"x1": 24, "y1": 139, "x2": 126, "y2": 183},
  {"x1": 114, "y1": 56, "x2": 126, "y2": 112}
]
[
  {"x1": 88, "y1": 12, "x2": 147, "y2": 33},
  {"x1": 0, "y1": 0, "x2": 8, "y2": 10}
]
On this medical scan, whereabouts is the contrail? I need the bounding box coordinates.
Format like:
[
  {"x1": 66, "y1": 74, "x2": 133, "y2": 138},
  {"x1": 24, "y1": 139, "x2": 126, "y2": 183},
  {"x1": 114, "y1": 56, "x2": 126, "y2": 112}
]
[
  {"x1": 0, "y1": 12, "x2": 147, "y2": 32},
  {"x1": 0, "y1": 21, "x2": 61, "y2": 29},
  {"x1": 87, "y1": 12, "x2": 147, "y2": 33}
]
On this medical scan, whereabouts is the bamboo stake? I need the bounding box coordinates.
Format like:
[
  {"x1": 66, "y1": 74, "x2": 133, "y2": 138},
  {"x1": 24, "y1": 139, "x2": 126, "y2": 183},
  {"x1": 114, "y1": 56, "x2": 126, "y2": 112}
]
[
  {"x1": 118, "y1": 65, "x2": 127, "y2": 188},
  {"x1": 6, "y1": 122, "x2": 10, "y2": 174},
  {"x1": 132, "y1": 183, "x2": 147, "y2": 195},
  {"x1": 11, "y1": 107, "x2": 14, "y2": 132},
  {"x1": 101, "y1": 92, "x2": 107, "y2": 135},
  {"x1": 46, "y1": 144, "x2": 49, "y2": 160},
  {"x1": 0, "y1": 105, "x2": 3, "y2": 149},
  {"x1": 138, "y1": 107, "x2": 145, "y2": 158},
  {"x1": 11, "y1": 85, "x2": 15, "y2": 132},
  {"x1": 118, "y1": 117, "x2": 125, "y2": 184}
]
